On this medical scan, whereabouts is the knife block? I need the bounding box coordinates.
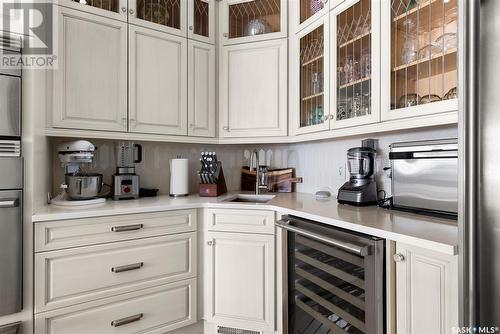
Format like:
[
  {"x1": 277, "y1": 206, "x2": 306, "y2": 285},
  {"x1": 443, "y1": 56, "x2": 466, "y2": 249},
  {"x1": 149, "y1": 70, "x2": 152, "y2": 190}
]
[{"x1": 199, "y1": 166, "x2": 227, "y2": 197}]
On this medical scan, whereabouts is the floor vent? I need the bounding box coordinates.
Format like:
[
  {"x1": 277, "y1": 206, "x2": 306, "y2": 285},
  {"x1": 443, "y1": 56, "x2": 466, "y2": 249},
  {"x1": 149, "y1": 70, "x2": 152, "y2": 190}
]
[{"x1": 217, "y1": 326, "x2": 261, "y2": 334}]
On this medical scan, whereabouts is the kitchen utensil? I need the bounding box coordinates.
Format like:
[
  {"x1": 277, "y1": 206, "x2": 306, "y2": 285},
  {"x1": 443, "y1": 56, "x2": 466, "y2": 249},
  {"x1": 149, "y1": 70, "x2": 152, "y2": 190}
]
[
  {"x1": 398, "y1": 93, "x2": 420, "y2": 108},
  {"x1": 64, "y1": 173, "x2": 103, "y2": 200},
  {"x1": 244, "y1": 18, "x2": 271, "y2": 36},
  {"x1": 419, "y1": 94, "x2": 442, "y2": 104},
  {"x1": 241, "y1": 167, "x2": 303, "y2": 193},
  {"x1": 443, "y1": 87, "x2": 457, "y2": 100},
  {"x1": 170, "y1": 157, "x2": 189, "y2": 197}
]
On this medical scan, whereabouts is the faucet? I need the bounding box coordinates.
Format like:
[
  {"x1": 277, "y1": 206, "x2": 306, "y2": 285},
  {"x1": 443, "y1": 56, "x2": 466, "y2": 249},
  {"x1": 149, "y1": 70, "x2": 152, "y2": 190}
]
[{"x1": 250, "y1": 150, "x2": 267, "y2": 195}]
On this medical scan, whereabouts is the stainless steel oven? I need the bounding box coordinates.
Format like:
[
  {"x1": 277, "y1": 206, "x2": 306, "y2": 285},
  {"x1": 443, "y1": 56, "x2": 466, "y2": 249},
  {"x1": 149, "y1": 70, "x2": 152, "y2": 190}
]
[
  {"x1": 277, "y1": 216, "x2": 385, "y2": 334},
  {"x1": 0, "y1": 40, "x2": 21, "y2": 138}
]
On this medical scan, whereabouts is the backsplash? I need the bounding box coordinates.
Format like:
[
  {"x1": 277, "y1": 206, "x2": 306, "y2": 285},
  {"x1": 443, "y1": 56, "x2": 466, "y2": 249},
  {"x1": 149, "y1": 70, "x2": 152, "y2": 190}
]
[{"x1": 51, "y1": 125, "x2": 457, "y2": 197}]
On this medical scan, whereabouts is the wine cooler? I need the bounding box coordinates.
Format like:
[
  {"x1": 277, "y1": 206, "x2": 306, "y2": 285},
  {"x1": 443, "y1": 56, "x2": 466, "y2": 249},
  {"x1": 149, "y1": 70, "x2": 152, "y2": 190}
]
[{"x1": 277, "y1": 216, "x2": 385, "y2": 334}]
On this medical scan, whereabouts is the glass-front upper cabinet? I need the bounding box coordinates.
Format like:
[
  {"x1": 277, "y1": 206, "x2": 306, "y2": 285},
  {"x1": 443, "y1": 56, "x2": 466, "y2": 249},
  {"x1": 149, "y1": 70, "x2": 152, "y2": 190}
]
[
  {"x1": 188, "y1": 0, "x2": 215, "y2": 44},
  {"x1": 65, "y1": 0, "x2": 127, "y2": 20},
  {"x1": 332, "y1": 0, "x2": 380, "y2": 128},
  {"x1": 128, "y1": 0, "x2": 187, "y2": 37},
  {"x1": 291, "y1": 0, "x2": 333, "y2": 33},
  {"x1": 291, "y1": 16, "x2": 330, "y2": 135},
  {"x1": 220, "y1": 0, "x2": 287, "y2": 45},
  {"x1": 382, "y1": 0, "x2": 458, "y2": 120}
]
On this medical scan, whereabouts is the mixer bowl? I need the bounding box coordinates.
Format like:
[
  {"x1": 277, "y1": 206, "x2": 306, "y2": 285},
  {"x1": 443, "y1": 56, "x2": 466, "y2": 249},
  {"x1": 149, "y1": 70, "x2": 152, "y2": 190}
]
[{"x1": 65, "y1": 173, "x2": 103, "y2": 200}]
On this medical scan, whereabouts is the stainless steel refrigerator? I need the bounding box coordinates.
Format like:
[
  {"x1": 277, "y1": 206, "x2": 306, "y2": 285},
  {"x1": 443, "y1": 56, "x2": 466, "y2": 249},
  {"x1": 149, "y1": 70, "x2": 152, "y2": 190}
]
[{"x1": 460, "y1": 0, "x2": 500, "y2": 327}]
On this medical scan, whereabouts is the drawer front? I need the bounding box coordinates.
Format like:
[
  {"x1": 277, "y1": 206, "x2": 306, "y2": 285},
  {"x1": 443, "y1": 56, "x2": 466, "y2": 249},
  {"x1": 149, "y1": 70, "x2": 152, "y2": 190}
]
[
  {"x1": 205, "y1": 209, "x2": 275, "y2": 234},
  {"x1": 35, "y1": 233, "x2": 196, "y2": 312},
  {"x1": 35, "y1": 278, "x2": 196, "y2": 334},
  {"x1": 35, "y1": 209, "x2": 196, "y2": 252}
]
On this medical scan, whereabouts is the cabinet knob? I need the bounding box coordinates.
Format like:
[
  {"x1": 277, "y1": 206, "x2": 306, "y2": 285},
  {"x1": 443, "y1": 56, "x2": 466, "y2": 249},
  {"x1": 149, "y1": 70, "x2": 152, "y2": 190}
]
[
  {"x1": 207, "y1": 240, "x2": 215, "y2": 246},
  {"x1": 189, "y1": 123, "x2": 195, "y2": 128},
  {"x1": 393, "y1": 253, "x2": 405, "y2": 262},
  {"x1": 129, "y1": 8, "x2": 134, "y2": 14},
  {"x1": 328, "y1": 114, "x2": 334, "y2": 120},
  {"x1": 121, "y1": 6, "x2": 127, "y2": 12},
  {"x1": 223, "y1": 126, "x2": 230, "y2": 131},
  {"x1": 189, "y1": 26, "x2": 194, "y2": 31},
  {"x1": 223, "y1": 33, "x2": 228, "y2": 38}
]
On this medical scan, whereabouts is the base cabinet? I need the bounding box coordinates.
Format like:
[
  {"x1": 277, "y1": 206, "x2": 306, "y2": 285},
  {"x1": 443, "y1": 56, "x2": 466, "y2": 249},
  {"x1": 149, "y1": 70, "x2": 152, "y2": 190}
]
[
  {"x1": 395, "y1": 242, "x2": 458, "y2": 334},
  {"x1": 204, "y1": 231, "x2": 275, "y2": 332}
]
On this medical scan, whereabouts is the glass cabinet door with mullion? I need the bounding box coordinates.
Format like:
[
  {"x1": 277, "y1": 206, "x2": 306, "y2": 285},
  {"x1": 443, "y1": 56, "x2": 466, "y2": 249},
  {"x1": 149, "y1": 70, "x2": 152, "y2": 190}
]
[
  {"x1": 332, "y1": 0, "x2": 380, "y2": 129},
  {"x1": 63, "y1": 0, "x2": 127, "y2": 20},
  {"x1": 220, "y1": 0, "x2": 287, "y2": 45},
  {"x1": 382, "y1": 0, "x2": 458, "y2": 120},
  {"x1": 128, "y1": 0, "x2": 187, "y2": 37},
  {"x1": 294, "y1": 17, "x2": 330, "y2": 135},
  {"x1": 292, "y1": 0, "x2": 330, "y2": 34},
  {"x1": 188, "y1": 0, "x2": 215, "y2": 44}
]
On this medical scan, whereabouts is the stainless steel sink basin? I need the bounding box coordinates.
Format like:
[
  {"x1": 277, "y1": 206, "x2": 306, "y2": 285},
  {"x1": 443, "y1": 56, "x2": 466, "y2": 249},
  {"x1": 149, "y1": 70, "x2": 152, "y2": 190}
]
[{"x1": 224, "y1": 194, "x2": 275, "y2": 203}]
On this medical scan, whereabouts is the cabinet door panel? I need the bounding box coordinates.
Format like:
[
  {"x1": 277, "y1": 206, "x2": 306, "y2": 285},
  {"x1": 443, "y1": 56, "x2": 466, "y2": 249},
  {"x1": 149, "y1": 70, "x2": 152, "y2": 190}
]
[
  {"x1": 52, "y1": 7, "x2": 127, "y2": 131},
  {"x1": 188, "y1": 41, "x2": 215, "y2": 137},
  {"x1": 56, "y1": 0, "x2": 128, "y2": 22},
  {"x1": 129, "y1": 25, "x2": 187, "y2": 135},
  {"x1": 128, "y1": 0, "x2": 187, "y2": 37},
  {"x1": 205, "y1": 231, "x2": 275, "y2": 332},
  {"x1": 220, "y1": 39, "x2": 287, "y2": 138},
  {"x1": 188, "y1": 0, "x2": 215, "y2": 44},
  {"x1": 395, "y1": 242, "x2": 458, "y2": 334}
]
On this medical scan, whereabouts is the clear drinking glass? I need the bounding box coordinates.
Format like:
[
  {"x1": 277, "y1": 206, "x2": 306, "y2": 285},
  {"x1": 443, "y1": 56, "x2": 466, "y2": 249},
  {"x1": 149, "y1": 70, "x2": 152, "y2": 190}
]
[{"x1": 360, "y1": 48, "x2": 371, "y2": 78}]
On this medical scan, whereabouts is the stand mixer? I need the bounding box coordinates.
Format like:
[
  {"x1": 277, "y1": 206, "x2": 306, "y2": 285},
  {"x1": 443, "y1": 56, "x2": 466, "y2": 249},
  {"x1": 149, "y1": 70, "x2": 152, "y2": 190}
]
[
  {"x1": 51, "y1": 140, "x2": 106, "y2": 206},
  {"x1": 337, "y1": 140, "x2": 378, "y2": 206}
]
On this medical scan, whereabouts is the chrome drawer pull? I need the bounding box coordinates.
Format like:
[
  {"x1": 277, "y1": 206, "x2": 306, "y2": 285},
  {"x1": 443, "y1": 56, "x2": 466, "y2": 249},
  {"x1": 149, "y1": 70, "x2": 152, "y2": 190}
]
[
  {"x1": 0, "y1": 199, "x2": 19, "y2": 208},
  {"x1": 110, "y1": 313, "x2": 143, "y2": 327},
  {"x1": 111, "y1": 262, "x2": 143, "y2": 273},
  {"x1": 111, "y1": 224, "x2": 143, "y2": 232}
]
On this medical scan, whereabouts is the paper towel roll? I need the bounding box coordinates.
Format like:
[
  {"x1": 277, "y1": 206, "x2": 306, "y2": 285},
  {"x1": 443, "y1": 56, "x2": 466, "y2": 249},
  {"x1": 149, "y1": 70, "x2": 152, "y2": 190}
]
[{"x1": 170, "y1": 158, "x2": 189, "y2": 197}]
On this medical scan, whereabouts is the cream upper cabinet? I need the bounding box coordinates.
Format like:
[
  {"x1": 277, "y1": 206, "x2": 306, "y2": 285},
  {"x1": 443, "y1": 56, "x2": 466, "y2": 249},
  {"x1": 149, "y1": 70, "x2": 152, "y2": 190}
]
[
  {"x1": 380, "y1": 0, "x2": 459, "y2": 121},
  {"x1": 56, "y1": 0, "x2": 128, "y2": 22},
  {"x1": 204, "y1": 231, "x2": 275, "y2": 332},
  {"x1": 51, "y1": 6, "x2": 128, "y2": 132},
  {"x1": 127, "y1": 0, "x2": 187, "y2": 37},
  {"x1": 188, "y1": 0, "x2": 215, "y2": 44},
  {"x1": 290, "y1": 15, "x2": 330, "y2": 136},
  {"x1": 219, "y1": 0, "x2": 287, "y2": 45},
  {"x1": 290, "y1": 0, "x2": 330, "y2": 34},
  {"x1": 220, "y1": 38, "x2": 288, "y2": 138},
  {"x1": 188, "y1": 40, "x2": 216, "y2": 137},
  {"x1": 395, "y1": 242, "x2": 458, "y2": 334},
  {"x1": 331, "y1": 0, "x2": 380, "y2": 129},
  {"x1": 129, "y1": 25, "x2": 188, "y2": 135}
]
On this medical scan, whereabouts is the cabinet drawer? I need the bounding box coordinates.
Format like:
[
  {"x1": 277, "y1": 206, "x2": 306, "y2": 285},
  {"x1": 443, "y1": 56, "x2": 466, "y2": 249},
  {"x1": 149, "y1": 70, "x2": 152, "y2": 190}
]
[
  {"x1": 205, "y1": 209, "x2": 275, "y2": 234},
  {"x1": 35, "y1": 233, "x2": 196, "y2": 312},
  {"x1": 35, "y1": 278, "x2": 196, "y2": 334},
  {"x1": 35, "y1": 209, "x2": 196, "y2": 252}
]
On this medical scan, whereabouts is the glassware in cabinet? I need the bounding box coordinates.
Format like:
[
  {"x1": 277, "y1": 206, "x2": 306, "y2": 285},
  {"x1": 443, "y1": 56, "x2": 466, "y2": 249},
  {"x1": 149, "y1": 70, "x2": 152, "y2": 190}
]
[
  {"x1": 221, "y1": 0, "x2": 286, "y2": 44},
  {"x1": 333, "y1": 0, "x2": 379, "y2": 128},
  {"x1": 390, "y1": 0, "x2": 458, "y2": 112},
  {"x1": 299, "y1": 24, "x2": 328, "y2": 130}
]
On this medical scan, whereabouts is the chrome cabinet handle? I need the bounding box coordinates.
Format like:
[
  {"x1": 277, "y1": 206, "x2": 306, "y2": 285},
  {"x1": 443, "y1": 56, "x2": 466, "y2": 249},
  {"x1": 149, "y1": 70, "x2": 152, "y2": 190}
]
[
  {"x1": 121, "y1": 6, "x2": 127, "y2": 12},
  {"x1": 328, "y1": 114, "x2": 334, "y2": 120},
  {"x1": 189, "y1": 25, "x2": 194, "y2": 31},
  {"x1": 223, "y1": 126, "x2": 230, "y2": 131},
  {"x1": 0, "y1": 199, "x2": 19, "y2": 208},
  {"x1": 393, "y1": 253, "x2": 406, "y2": 262},
  {"x1": 111, "y1": 313, "x2": 143, "y2": 327},
  {"x1": 223, "y1": 33, "x2": 228, "y2": 38},
  {"x1": 275, "y1": 219, "x2": 369, "y2": 256},
  {"x1": 129, "y1": 8, "x2": 135, "y2": 14},
  {"x1": 111, "y1": 224, "x2": 143, "y2": 232},
  {"x1": 111, "y1": 262, "x2": 143, "y2": 273},
  {"x1": 207, "y1": 240, "x2": 215, "y2": 246}
]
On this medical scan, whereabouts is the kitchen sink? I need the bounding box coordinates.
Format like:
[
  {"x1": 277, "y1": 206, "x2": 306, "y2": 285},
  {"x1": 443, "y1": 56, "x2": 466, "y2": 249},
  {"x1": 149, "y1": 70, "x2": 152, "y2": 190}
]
[{"x1": 224, "y1": 194, "x2": 275, "y2": 203}]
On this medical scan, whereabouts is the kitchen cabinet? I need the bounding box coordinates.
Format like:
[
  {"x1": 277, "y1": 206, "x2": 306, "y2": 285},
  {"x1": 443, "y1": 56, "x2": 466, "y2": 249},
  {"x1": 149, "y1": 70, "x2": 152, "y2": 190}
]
[
  {"x1": 220, "y1": 38, "x2": 288, "y2": 138},
  {"x1": 128, "y1": 0, "x2": 187, "y2": 37},
  {"x1": 188, "y1": 0, "x2": 215, "y2": 44},
  {"x1": 56, "y1": 0, "x2": 128, "y2": 22},
  {"x1": 219, "y1": 0, "x2": 287, "y2": 45},
  {"x1": 51, "y1": 6, "x2": 128, "y2": 132},
  {"x1": 188, "y1": 40, "x2": 216, "y2": 137},
  {"x1": 129, "y1": 25, "x2": 188, "y2": 135},
  {"x1": 290, "y1": 0, "x2": 331, "y2": 34},
  {"x1": 380, "y1": 0, "x2": 459, "y2": 121},
  {"x1": 290, "y1": 15, "x2": 330, "y2": 135},
  {"x1": 204, "y1": 231, "x2": 275, "y2": 332},
  {"x1": 394, "y1": 242, "x2": 458, "y2": 334},
  {"x1": 331, "y1": 0, "x2": 380, "y2": 129}
]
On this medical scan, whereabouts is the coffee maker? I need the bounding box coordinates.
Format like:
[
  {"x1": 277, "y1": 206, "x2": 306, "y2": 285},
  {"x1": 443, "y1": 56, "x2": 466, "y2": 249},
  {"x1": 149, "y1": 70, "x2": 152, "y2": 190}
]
[
  {"x1": 113, "y1": 141, "x2": 142, "y2": 200},
  {"x1": 337, "y1": 139, "x2": 378, "y2": 206}
]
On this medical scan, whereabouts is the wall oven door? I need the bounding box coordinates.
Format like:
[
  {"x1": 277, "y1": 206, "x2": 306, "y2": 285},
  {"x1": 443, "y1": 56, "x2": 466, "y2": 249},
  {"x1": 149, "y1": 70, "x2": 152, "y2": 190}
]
[
  {"x1": 277, "y1": 216, "x2": 385, "y2": 334},
  {"x1": 0, "y1": 68, "x2": 21, "y2": 138}
]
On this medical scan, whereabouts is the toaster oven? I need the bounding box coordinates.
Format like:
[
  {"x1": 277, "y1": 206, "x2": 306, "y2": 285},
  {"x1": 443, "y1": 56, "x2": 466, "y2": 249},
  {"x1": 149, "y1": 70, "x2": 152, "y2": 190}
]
[{"x1": 389, "y1": 138, "x2": 458, "y2": 219}]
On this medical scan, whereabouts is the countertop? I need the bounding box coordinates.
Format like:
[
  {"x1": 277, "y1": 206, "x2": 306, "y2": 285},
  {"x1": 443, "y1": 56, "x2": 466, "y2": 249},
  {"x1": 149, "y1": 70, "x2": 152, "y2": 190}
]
[{"x1": 32, "y1": 192, "x2": 459, "y2": 255}]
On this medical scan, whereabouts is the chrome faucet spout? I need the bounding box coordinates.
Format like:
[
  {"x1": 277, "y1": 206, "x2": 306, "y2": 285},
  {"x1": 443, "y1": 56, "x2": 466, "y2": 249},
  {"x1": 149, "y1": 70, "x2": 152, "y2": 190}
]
[{"x1": 250, "y1": 150, "x2": 267, "y2": 195}]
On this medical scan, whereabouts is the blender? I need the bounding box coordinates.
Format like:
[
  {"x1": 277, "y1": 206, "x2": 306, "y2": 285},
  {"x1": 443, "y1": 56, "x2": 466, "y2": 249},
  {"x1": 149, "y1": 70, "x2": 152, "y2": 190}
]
[
  {"x1": 337, "y1": 140, "x2": 378, "y2": 206},
  {"x1": 112, "y1": 141, "x2": 142, "y2": 200}
]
